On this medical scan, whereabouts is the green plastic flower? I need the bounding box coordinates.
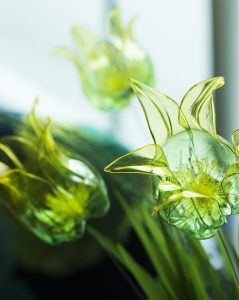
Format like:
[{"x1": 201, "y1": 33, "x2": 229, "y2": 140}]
[
  {"x1": 0, "y1": 103, "x2": 109, "y2": 245},
  {"x1": 54, "y1": 6, "x2": 154, "y2": 110},
  {"x1": 105, "y1": 77, "x2": 239, "y2": 239}
]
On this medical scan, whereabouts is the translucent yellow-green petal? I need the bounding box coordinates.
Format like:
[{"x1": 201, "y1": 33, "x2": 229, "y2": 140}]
[
  {"x1": 157, "y1": 181, "x2": 181, "y2": 192},
  {"x1": 71, "y1": 26, "x2": 102, "y2": 57},
  {"x1": 108, "y1": 6, "x2": 125, "y2": 46},
  {"x1": 222, "y1": 161, "x2": 239, "y2": 214},
  {"x1": 232, "y1": 129, "x2": 239, "y2": 157},
  {"x1": 179, "y1": 77, "x2": 224, "y2": 137},
  {"x1": 54, "y1": 26, "x2": 102, "y2": 67},
  {"x1": 130, "y1": 79, "x2": 183, "y2": 145},
  {"x1": 159, "y1": 194, "x2": 229, "y2": 239},
  {"x1": 153, "y1": 190, "x2": 204, "y2": 214},
  {"x1": 105, "y1": 144, "x2": 173, "y2": 177},
  {"x1": 53, "y1": 47, "x2": 82, "y2": 68},
  {"x1": 0, "y1": 142, "x2": 25, "y2": 170},
  {"x1": 108, "y1": 6, "x2": 137, "y2": 46}
]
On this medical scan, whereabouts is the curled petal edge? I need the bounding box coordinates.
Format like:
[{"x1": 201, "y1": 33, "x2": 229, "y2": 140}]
[
  {"x1": 179, "y1": 76, "x2": 225, "y2": 138},
  {"x1": 104, "y1": 144, "x2": 173, "y2": 177}
]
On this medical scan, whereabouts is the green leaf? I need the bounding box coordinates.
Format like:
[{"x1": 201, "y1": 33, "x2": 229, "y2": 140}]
[
  {"x1": 187, "y1": 258, "x2": 211, "y2": 300},
  {"x1": 88, "y1": 226, "x2": 169, "y2": 300},
  {"x1": 189, "y1": 238, "x2": 228, "y2": 300},
  {"x1": 116, "y1": 192, "x2": 178, "y2": 300},
  {"x1": 217, "y1": 230, "x2": 239, "y2": 297}
]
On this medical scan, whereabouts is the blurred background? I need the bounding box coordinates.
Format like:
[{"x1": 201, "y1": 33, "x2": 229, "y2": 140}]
[
  {"x1": 0, "y1": 0, "x2": 215, "y2": 148},
  {"x1": 0, "y1": 0, "x2": 238, "y2": 299}
]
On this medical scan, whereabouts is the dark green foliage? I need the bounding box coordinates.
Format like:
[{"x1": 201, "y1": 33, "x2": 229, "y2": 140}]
[{"x1": 90, "y1": 192, "x2": 239, "y2": 300}]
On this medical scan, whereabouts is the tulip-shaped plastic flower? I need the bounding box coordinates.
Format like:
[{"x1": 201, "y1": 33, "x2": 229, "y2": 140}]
[
  {"x1": 54, "y1": 6, "x2": 154, "y2": 110},
  {"x1": 105, "y1": 77, "x2": 239, "y2": 239},
  {"x1": 0, "y1": 104, "x2": 109, "y2": 244}
]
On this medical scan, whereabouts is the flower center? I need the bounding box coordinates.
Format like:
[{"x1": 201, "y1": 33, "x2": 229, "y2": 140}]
[{"x1": 175, "y1": 159, "x2": 226, "y2": 206}]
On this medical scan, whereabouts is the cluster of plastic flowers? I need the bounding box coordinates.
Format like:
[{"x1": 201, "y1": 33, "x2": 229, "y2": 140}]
[
  {"x1": 0, "y1": 103, "x2": 109, "y2": 245},
  {"x1": 54, "y1": 6, "x2": 154, "y2": 110},
  {"x1": 105, "y1": 77, "x2": 239, "y2": 239}
]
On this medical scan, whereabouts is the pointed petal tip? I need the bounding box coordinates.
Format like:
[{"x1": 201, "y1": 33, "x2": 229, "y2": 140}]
[
  {"x1": 215, "y1": 76, "x2": 225, "y2": 87},
  {"x1": 104, "y1": 165, "x2": 113, "y2": 173},
  {"x1": 204, "y1": 76, "x2": 224, "y2": 88},
  {"x1": 232, "y1": 128, "x2": 239, "y2": 136},
  {"x1": 104, "y1": 161, "x2": 121, "y2": 173},
  {"x1": 33, "y1": 97, "x2": 39, "y2": 106},
  {"x1": 30, "y1": 98, "x2": 39, "y2": 116}
]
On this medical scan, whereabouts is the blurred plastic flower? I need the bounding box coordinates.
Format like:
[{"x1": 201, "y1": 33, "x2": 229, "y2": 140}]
[
  {"x1": 54, "y1": 6, "x2": 154, "y2": 110},
  {"x1": 105, "y1": 77, "x2": 239, "y2": 239},
  {"x1": 0, "y1": 103, "x2": 109, "y2": 245}
]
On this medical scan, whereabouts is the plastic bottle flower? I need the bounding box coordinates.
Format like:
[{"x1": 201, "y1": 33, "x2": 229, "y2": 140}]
[
  {"x1": 54, "y1": 6, "x2": 154, "y2": 110},
  {"x1": 0, "y1": 103, "x2": 109, "y2": 245},
  {"x1": 105, "y1": 77, "x2": 239, "y2": 239}
]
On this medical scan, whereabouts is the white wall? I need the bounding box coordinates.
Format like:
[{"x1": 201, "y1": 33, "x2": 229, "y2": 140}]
[{"x1": 0, "y1": 0, "x2": 213, "y2": 148}]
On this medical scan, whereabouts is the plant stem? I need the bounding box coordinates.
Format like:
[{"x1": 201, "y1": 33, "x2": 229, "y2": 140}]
[{"x1": 218, "y1": 229, "x2": 239, "y2": 288}]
